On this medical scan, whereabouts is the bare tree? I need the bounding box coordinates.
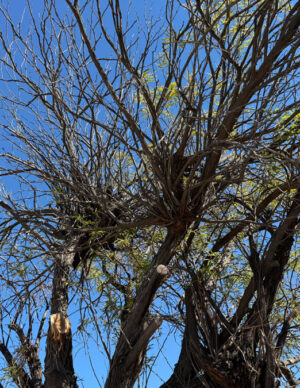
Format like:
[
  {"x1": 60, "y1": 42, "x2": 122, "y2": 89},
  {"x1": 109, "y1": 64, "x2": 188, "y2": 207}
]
[{"x1": 0, "y1": 0, "x2": 299, "y2": 387}]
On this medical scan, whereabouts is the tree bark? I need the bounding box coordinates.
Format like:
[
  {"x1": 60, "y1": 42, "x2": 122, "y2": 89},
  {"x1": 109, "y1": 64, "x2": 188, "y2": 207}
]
[
  {"x1": 162, "y1": 190, "x2": 300, "y2": 388},
  {"x1": 104, "y1": 232, "x2": 184, "y2": 388},
  {"x1": 44, "y1": 251, "x2": 77, "y2": 388}
]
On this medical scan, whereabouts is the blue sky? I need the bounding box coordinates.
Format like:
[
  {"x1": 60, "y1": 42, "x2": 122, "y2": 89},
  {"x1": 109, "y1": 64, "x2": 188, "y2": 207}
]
[
  {"x1": 1, "y1": 0, "x2": 299, "y2": 387},
  {"x1": 0, "y1": 1, "x2": 182, "y2": 387}
]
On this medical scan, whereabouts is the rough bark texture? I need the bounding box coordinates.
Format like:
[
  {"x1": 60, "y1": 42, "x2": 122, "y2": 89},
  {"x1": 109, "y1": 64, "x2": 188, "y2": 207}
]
[
  {"x1": 44, "y1": 252, "x2": 77, "y2": 388},
  {"x1": 161, "y1": 190, "x2": 300, "y2": 388},
  {"x1": 7, "y1": 323, "x2": 43, "y2": 388},
  {"x1": 104, "y1": 232, "x2": 184, "y2": 388},
  {"x1": 0, "y1": 1, "x2": 300, "y2": 387}
]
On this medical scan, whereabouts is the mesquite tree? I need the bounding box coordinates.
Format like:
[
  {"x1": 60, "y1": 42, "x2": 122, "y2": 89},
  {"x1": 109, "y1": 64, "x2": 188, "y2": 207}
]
[{"x1": 0, "y1": 0, "x2": 299, "y2": 387}]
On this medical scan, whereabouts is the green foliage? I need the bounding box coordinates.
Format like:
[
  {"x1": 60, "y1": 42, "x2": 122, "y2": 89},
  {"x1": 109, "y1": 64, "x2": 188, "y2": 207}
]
[{"x1": 2, "y1": 365, "x2": 22, "y2": 384}]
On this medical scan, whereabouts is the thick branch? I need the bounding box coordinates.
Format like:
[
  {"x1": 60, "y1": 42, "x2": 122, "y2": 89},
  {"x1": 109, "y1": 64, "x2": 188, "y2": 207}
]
[
  {"x1": 8, "y1": 323, "x2": 43, "y2": 388},
  {"x1": 0, "y1": 342, "x2": 32, "y2": 388}
]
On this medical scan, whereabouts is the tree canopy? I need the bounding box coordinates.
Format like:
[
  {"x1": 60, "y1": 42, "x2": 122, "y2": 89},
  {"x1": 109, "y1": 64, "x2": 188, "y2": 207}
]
[{"x1": 0, "y1": 0, "x2": 299, "y2": 387}]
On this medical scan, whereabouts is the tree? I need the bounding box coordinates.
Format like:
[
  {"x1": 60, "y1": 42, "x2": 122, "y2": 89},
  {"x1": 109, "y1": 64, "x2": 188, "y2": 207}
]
[{"x1": 0, "y1": 0, "x2": 299, "y2": 387}]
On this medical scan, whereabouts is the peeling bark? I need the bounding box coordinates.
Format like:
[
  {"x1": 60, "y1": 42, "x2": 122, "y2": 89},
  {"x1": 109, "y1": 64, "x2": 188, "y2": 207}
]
[{"x1": 44, "y1": 251, "x2": 77, "y2": 388}]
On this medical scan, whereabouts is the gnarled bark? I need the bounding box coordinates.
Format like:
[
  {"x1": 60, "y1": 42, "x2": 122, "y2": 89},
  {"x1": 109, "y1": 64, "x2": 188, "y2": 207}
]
[{"x1": 44, "y1": 251, "x2": 77, "y2": 388}]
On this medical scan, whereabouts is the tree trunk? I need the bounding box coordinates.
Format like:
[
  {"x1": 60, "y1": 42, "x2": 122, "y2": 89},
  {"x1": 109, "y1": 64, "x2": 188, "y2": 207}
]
[
  {"x1": 44, "y1": 251, "x2": 77, "y2": 388},
  {"x1": 104, "y1": 232, "x2": 184, "y2": 388}
]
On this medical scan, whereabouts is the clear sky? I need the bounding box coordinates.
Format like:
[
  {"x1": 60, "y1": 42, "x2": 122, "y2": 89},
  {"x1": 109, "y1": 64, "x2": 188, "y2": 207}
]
[
  {"x1": 0, "y1": 1, "x2": 182, "y2": 387},
  {"x1": 2, "y1": 1, "x2": 299, "y2": 387}
]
